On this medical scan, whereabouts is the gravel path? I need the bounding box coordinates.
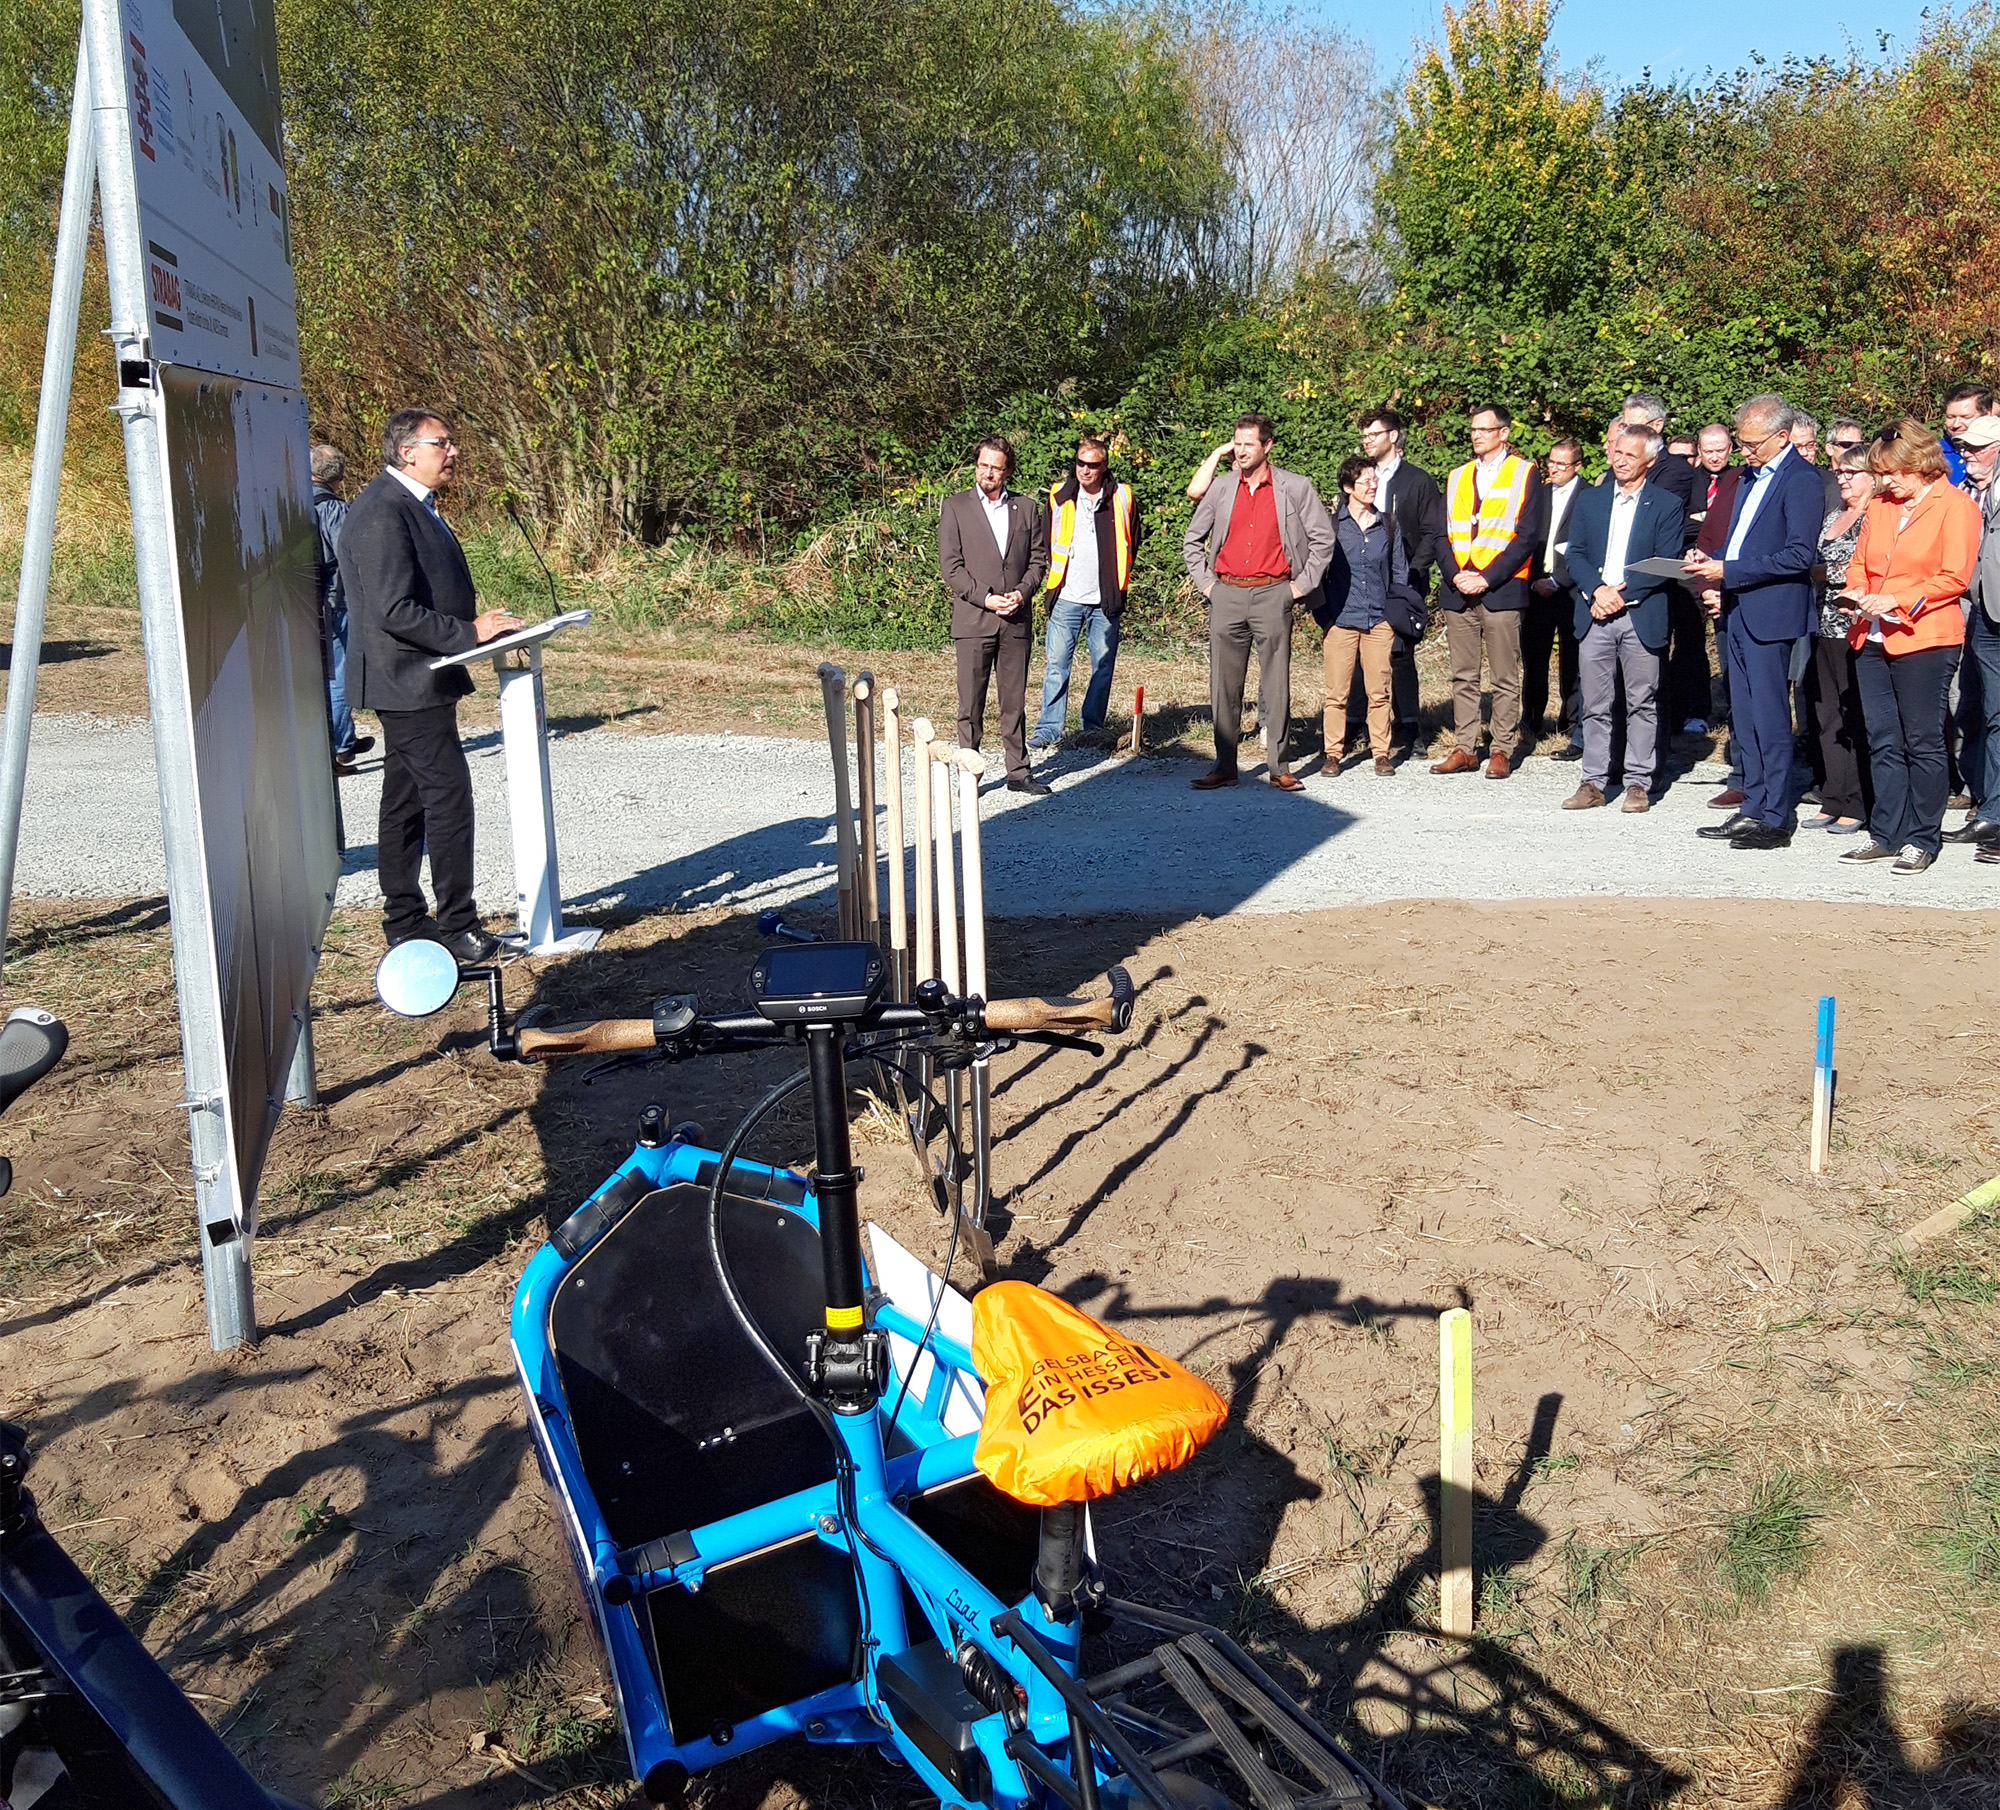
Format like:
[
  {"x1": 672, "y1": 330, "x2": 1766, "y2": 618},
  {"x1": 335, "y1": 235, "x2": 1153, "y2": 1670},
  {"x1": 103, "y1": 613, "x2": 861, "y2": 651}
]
[{"x1": 11, "y1": 714, "x2": 1998, "y2": 920}]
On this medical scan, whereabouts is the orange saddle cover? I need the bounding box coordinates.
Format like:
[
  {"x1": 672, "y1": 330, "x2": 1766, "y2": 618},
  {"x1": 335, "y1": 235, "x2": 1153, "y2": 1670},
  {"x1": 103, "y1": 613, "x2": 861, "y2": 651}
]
[{"x1": 971, "y1": 1281, "x2": 1228, "y2": 1507}]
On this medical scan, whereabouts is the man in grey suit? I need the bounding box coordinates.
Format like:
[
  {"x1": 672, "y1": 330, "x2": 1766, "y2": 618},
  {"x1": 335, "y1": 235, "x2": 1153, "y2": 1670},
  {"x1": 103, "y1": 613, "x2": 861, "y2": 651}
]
[
  {"x1": 1181, "y1": 414, "x2": 1336, "y2": 791},
  {"x1": 938, "y1": 436, "x2": 1052, "y2": 794}
]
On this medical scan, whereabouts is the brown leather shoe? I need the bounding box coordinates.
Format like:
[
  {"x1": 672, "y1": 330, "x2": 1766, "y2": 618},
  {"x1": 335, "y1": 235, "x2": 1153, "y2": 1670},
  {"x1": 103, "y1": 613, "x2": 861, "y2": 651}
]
[
  {"x1": 1562, "y1": 782, "x2": 1605, "y2": 810},
  {"x1": 1373, "y1": 757, "x2": 1395, "y2": 776},
  {"x1": 1485, "y1": 751, "x2": 1512, "y2": 780},
  {"x1": 1621, "y1": 786, "x2": 1650, "y2": 814},
  {"x1": 1430, "y1": 748, "x2": 1479, "y2": 775},
  {"x1": 1191, "y1": 769, "x2": 1238, "y2": 791},
  {"x1": 1269, "y1": 772, "x2": 1304, "y2": 792},
  {"x1": 1708, "y1": 787, "x2": 1745, "y2": 810}
]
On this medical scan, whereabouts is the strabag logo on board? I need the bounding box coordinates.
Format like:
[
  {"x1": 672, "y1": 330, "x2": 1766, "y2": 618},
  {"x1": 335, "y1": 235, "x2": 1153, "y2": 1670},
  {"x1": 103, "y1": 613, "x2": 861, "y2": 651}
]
[{"x1": 147, "y1": 240, "x2": 184, "y2": 330}]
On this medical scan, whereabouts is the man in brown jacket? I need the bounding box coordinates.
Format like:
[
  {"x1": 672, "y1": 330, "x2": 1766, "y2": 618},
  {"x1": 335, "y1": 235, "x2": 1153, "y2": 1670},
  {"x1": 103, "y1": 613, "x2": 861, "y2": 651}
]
[{"x1": 938, "y1": 436, "x2": 1052, "y2": 794}]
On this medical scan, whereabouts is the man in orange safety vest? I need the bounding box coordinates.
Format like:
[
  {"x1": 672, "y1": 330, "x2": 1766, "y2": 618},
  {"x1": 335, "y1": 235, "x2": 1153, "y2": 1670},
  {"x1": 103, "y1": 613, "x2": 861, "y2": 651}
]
[{"x1": 1434, "y1": 404, "x2": 1549, "y2": 780}]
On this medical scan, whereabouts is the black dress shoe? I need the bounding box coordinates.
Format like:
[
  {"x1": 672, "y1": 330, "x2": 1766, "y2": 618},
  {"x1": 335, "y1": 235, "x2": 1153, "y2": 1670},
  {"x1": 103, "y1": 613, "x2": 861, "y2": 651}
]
[
  {"x1": 1006, "y1": 776, "x2": 1052, "y2": 796},
  {"x1": 1730, "y1": 821, "x2": 1794, "y2": 850},
  {"x1": 339, "y1": 734, "x2": 377, "y2": 757},
  {"x1": 1941, "y1": 817, "x2": 2000, "y2": 845},
  {"x1": 1549, "y1": 744, "x2": 1584, "y2": 762},
  {"x1": 1696, "y1": 813, "x2": 1752, "y2": 840},
  {"x1": 441, "y1": 926, "x2": 501, "y2": 967}
]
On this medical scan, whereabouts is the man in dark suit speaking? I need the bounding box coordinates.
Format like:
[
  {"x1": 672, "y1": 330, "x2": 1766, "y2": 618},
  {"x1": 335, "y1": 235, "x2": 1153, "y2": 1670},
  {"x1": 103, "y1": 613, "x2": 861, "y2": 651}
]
[
  {"x1": 1559, "y1": 425, "x2": 1687, "y2": 813},
  {"x1": 1686, "y1": 394, "x2": 1825, "y2": 849},
  {"x1": 938, "y1": 436, "x2": 1052, "y2": 794},
  {"x1": 337, "y1": 408, "x2": 523, "y2": 963}
]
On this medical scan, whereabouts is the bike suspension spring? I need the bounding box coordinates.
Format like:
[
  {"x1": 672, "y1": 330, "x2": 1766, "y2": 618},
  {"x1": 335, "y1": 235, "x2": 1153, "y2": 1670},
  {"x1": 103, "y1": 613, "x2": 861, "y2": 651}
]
[{"x1": 956, "y1": 1639, "x2": 1028, "y2": 1733}]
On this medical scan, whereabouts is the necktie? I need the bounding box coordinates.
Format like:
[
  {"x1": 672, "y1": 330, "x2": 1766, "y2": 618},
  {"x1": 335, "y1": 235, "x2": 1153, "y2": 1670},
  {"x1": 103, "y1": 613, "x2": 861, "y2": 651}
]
[{"x1": 1706, "y1": 476, "x2": 1719, "y2": 510}]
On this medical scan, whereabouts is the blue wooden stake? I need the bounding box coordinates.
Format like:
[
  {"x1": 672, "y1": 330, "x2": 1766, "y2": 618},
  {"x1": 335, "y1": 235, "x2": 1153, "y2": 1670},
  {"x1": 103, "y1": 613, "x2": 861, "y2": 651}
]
[{"x1": 1811, "y1": 995, "x2": 1835, "y2": 1173}]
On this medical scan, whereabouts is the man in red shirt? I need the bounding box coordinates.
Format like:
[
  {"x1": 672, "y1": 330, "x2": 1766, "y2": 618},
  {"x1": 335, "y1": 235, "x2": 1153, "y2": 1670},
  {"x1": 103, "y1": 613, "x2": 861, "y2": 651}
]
[{"x1": 1181, "y1": 414, "x2": 1337, "y2": 790}]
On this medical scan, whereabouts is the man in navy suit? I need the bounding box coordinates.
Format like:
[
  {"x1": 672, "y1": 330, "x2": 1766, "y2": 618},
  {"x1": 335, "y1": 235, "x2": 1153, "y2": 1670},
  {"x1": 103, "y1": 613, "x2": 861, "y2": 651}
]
[
  {"x1": 1559, "y1": 426, "x2": 1687, "y2": 812},
  {"x1": 340, "y1": 408, "x2": 523, "y2": 963},
  {"x1": 1685, "y1": 395, "x2": 1825, "y2": 849}
]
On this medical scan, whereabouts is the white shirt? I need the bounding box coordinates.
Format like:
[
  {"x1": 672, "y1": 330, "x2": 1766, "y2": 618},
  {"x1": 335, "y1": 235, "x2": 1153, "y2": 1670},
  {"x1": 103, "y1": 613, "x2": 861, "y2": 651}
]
[
  {"x1": 1474, "y1": 451, "x2": 1508, "y2": 495},
  {"x1": 1545, "y1": 476, "x2": 1579, "y2": 567},
  {"x1": 1724, "y1": 446, "x2": 1792, "y2": 560},
  {"x1": 981, "y1": 489, "x2": 1012, "y2": 558},
  {"x1": 1375, "y1": 452, "x2": 1402, "y2": 510},
  {"x1": 1601, "y1": 484, "x2": 1642, "y2": 589},
  {"x1": 386, "y1": 464, "x2": 456, "y2": 539},
  {"x1": 1059, "y1": 484, "x2": 1104, "y2": 608}
]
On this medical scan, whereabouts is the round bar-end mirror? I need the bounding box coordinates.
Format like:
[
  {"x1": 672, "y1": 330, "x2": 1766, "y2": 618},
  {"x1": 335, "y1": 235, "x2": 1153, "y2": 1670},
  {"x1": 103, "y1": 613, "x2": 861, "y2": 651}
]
[{"x1": 375, "y1": 939, "x2": 463, "y2": 1018}]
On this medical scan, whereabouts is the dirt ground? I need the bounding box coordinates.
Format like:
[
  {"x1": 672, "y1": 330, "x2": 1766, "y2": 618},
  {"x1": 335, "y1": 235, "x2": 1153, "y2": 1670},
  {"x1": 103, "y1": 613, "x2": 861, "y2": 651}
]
[{"x1": 3, "y1": 894, "x2": 1998, "y2": 1809}]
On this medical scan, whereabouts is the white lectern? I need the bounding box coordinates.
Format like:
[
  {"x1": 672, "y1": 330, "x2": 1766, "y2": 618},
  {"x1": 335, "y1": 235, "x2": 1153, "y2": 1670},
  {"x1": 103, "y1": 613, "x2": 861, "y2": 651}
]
[{"x1": 432, "y1": 609, "x2": 601, "y2": 955}]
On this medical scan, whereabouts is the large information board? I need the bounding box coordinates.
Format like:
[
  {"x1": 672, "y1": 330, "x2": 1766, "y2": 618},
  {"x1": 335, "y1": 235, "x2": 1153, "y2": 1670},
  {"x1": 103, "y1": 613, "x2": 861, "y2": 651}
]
[
  {"x1": 155, "y1": 368, "x2": 340, "y2": 1232},
  {"x1": 123, "y1": 0, "x2": 301, "y2": 388},
  {"x1": 109, "y1": 1, "x2": 335, "y2": 1256}
]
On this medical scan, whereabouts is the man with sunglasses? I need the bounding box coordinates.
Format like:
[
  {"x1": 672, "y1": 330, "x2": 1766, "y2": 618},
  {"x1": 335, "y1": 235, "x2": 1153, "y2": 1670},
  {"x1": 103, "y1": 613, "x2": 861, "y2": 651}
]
[
  {"x1": 1033, "y1": 434, "x2": 1139, "y2": 750},
  {"x1": 1940, "y1": 384, "x2": 1994, "y2": 485},
  {"x1": 339, "y1": 407, "x2": 524, "y2": 964}
]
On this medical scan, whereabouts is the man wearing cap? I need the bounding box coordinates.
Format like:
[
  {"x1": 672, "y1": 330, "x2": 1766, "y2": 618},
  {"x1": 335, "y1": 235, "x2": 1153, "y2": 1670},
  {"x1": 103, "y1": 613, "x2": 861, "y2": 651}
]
[{"x1": 1944, "y1": 413, "x2": 2000, "y2": 854}]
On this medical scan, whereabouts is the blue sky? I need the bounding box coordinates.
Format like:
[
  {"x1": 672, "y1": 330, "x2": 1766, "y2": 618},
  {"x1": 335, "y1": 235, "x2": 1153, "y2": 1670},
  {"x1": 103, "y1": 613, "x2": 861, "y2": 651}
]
[{"x1": 1338, "y1": 0, "x2": 1936, "y2": 88}]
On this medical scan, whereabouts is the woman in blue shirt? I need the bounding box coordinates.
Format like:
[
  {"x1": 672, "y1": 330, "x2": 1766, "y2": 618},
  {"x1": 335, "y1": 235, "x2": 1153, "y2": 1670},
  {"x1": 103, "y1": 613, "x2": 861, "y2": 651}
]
[{"x1": 1317, "y1": 454, "x2": 1411, "y2": 776}]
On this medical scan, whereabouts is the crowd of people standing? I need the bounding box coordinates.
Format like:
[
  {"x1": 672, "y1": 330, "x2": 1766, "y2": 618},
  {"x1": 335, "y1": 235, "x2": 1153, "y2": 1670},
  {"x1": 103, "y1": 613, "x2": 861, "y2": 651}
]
[{"x1": 938, "y1": 386, "x2": 2000, "y2": 878}]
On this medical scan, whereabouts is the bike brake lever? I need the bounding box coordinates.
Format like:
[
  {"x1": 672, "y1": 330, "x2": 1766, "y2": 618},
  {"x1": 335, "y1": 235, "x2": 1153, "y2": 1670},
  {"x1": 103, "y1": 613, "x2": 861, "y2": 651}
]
[
  {"x1": 580, "y1": 1050, "x2": 664, "y2": 1087},
  {"x1": 1018, "y1": 1032, "x2": 1104, "y2": 1058}
]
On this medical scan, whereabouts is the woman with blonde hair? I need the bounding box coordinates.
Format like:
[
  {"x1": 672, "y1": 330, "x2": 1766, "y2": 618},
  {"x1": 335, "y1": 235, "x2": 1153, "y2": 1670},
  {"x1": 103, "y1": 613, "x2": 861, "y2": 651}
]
[{"x1": 1835, "y1": 419, "x2": 1981, "y2": 873}]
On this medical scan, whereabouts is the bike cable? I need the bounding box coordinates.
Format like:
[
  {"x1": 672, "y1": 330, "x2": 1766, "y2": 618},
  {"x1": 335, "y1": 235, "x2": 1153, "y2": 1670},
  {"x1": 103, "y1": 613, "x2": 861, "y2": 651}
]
[
  {"x1": 702, "y1": 1034, "x2": 959, "y2": 1607},
  {"x1": 881, "y1": 1170, "x2": 963, "y2": 1446}
]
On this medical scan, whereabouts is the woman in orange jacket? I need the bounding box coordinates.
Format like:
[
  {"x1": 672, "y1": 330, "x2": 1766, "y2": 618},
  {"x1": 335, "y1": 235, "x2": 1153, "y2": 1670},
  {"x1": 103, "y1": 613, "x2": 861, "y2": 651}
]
[{"x1": 1835, "y1": 419, "x2": 1980, "y2": 874}]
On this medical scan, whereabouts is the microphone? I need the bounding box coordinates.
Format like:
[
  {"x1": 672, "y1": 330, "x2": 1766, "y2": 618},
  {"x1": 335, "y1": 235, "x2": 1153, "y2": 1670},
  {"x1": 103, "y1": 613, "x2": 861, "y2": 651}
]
[{"x1": 499, "y1": 490, "x2": 560, "y2": 617}]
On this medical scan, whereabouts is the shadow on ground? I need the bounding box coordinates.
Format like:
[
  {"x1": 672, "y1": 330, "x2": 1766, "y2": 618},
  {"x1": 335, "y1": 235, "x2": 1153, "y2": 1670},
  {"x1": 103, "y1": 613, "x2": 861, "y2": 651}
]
[{"x1": 1771, "y1": 1645, "x2": 2000, "y2": 1808}]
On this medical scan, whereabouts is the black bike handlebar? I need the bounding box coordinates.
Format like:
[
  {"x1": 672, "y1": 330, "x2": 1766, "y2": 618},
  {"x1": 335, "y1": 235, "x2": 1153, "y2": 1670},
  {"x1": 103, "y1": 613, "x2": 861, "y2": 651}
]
[{"x1": 505, "y1": 970, "x2": 1133, "y2": 1066}]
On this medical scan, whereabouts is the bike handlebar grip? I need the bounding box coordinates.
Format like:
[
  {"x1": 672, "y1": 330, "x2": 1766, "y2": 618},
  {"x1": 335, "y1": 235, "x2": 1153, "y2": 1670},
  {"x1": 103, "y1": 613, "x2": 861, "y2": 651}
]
[
  {"x1": 986, "y1": 967, "x2": 1135, "y2": 1036},
  {"x1": 514, "y1": 1019, "x2": 659, "y2": 1061}
]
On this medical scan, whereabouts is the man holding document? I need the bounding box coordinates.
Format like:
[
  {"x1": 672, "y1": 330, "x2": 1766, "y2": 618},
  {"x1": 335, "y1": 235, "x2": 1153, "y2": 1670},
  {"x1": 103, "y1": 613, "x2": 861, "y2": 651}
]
[
  {"x1": 1558, "y1": 425, "x2": 1686, "y2": 812},
  {"x1": 1683, "y1": 395, "x2": 1826, "y2": 849}
]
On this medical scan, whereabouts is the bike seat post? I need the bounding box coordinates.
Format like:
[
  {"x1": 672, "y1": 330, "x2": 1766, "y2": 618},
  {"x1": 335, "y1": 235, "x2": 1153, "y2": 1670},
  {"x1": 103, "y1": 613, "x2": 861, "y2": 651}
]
[
  {"x1": 1033, "y1": 1500, "x2": 1086, "y2": 1624},
  {"x1": 803, "y1": 1025, "x2": 884, "y2": 1415}
]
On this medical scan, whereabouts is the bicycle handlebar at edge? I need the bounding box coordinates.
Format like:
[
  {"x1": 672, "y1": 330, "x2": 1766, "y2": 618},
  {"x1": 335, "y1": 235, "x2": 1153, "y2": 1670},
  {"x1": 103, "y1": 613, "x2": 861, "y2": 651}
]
[{"x1": 506, "y1": 967, "x2": 1134, "y2": 1065}]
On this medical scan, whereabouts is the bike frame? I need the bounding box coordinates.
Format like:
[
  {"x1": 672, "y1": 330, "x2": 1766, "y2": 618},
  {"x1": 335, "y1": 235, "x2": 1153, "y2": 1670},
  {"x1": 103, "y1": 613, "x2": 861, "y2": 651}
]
[
  {"x1": 2, "y1": 1434, "x2": 299, "y2": 1810},
  {"x1": 510, "y1": 1024, "x2": 1092, "y2": 1807}
]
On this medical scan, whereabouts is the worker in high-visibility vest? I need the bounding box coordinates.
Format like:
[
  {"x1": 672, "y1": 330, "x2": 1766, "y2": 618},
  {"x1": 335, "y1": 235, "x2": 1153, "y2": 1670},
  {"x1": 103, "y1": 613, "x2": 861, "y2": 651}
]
[
  {"x1": 1434, "y1": 404, "x2": 1549, "y2": 780},
  {"x1": 1032, "y1": 434, "x2": 1141, "y2": 750}
]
